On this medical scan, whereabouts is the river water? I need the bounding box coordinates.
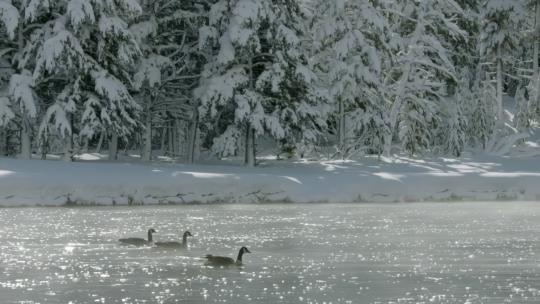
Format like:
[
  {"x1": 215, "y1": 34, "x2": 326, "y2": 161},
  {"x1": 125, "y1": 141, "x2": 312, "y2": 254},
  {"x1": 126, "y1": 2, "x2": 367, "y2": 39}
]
[{"x1": 0, "y1": 203, "x2": 539, "y2": 303}]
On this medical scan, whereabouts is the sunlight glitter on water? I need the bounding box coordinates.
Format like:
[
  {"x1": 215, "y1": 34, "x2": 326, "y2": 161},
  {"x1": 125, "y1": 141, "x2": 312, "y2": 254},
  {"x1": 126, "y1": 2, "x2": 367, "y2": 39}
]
[{"x1": 0, "y1": 203, "x2": 539, "y2": 303}]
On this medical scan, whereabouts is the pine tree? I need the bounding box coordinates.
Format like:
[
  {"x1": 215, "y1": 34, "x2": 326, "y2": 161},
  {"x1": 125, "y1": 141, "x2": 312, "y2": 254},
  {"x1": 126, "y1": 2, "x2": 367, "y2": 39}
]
[
  {"x1": 441, "y1": 94, "x2": 468, "y2": 156},
  {"x1": 480, "y1": 1, "x2": 526, "y2": 122},
  {"x1": 470, "y1": 78, "x2": 496, "y2": 150},
  {"x1": 132, "y1": 0, "x2": 207, "y2": 162},
  {"x1": 526, "y1": 0, "x2": 540, "y2": 124},
  {"x1": 515, "y1": 84, "x2": 530, "y2": 131},
  {"x1": 384, "y1": 0, "x2": 466, "y2": 155},
  {"x1": 310, "y1": 0, "x2": 389, "y2": 158},
  {"x1": 197, "y1": 0, "x2": 325, "y2": 166},
  {"x1": 0, "y1": 0, "x2": 47, "y2": 159},
  {"x1": 27, "y1": 0, "x2": 143, "y2": 160}
]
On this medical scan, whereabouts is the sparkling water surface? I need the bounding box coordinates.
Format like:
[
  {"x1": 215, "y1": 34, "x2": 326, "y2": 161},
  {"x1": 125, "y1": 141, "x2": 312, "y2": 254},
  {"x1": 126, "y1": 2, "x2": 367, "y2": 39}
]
[{"x1": 0, "y1": 203, "x2": 539, "y2": 303}]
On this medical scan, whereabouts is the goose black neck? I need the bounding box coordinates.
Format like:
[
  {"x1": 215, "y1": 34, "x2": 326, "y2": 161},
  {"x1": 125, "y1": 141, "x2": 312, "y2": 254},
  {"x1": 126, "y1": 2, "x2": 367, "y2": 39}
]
[
  {"x1": 148, "y1": 230, "x2": 153, "y2": 242},
  {"x1": 182, "y1": 234, "x2": 188, "y2": 245},
  {"x1": 236, "y1": 249, "x2": 244, "y2": 263}
]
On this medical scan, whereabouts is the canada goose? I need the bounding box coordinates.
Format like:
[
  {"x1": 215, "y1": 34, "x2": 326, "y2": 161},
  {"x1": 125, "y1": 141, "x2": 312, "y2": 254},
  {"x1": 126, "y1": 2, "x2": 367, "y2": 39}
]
[
  {"x1": 204, "y1": 247, "x2": 251, "y2": 266},
  {"x1": 155, "y1": 231, "x2": 193, "y2": 249},
  {"x1": 119, "y1": 228, "x2": 156, "y2": 246}
]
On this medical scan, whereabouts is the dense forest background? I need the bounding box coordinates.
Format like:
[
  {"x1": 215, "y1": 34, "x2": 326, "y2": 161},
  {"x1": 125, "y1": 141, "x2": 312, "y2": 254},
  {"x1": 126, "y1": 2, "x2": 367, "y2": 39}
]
[{"x1": 0, "y1": 0, "x2": 538, "y2": 166}]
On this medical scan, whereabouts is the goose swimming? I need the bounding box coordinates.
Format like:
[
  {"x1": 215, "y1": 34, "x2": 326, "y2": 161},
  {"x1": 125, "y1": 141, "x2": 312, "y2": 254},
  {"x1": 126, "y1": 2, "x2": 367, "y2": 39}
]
[{"x1": 204, "y1": 246, "x2": 251, "y2": 266}]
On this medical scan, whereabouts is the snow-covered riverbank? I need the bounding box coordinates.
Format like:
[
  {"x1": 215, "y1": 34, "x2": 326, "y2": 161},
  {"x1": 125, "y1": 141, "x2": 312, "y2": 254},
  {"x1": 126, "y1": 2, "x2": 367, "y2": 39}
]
[{"x1": 2, "y1": 154, "x2": 540, "y2": 206}]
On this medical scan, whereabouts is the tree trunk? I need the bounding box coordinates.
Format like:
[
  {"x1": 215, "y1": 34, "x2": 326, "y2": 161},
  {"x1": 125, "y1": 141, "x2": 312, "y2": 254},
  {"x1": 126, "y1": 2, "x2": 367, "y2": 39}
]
[
  {"x1": 174, "y1": 119, "x2": 182, "y2": 159},
  {"x1": 17, "y1": 1, "x2": 31, "y2": 160},
  {"x1": 245, "y1": 125, "x2": 255, "y2": 167},
  {"x1": 496, "y1": 46, "x2": 504, "y2": 122},
  {"x1": 187, "y1": 110, "x2": 199, "y2": 164},
  {"x1": 0, "y1": 129, "x2": 5, "y2": 156},
  {"x1": 109, "y1": 132, "x2": 118, "y2": 161},
  {"x1": 168, "y1": 121, "x2": 174, "y2": 157},
  {"x1": 160, "y1": 127, "x2": 167, "y2": 156},
  {"x1": 19, "y1": 116, "x2": 31, "y2": 159},
  {"x1": 533, "y1": 0, "x2": 540, "y2": 117},
  {"x1": 142, "y1": 109, "x2": 152, "y2": 162},
  {"x1": 63, "y1": 136, "x2": 73, "y2": 161},
  {"x1": 338, "y1": 97, "x2": 345, "y2": 158},
  {"x1": 63, "y1": 114, "x2": 73, "y2": 161},
  {"x1": 245, "y1": 57, "x2": 256, "y2": 167},
  {"x1": 383, "y1": 14, "x2": 423, "y2": 157},
  {"x1": 533, "y1": 42, "x2": 540, "y2": 118},
  {"x1": 82, "y1": 137, "x2": 89, "y2": 153},
  {"x1": 95, "y1": 131, "x2": 104, "y2": 153},
  {"x1": 41, "y1": 144, "x2": 47, "y2": 160}
]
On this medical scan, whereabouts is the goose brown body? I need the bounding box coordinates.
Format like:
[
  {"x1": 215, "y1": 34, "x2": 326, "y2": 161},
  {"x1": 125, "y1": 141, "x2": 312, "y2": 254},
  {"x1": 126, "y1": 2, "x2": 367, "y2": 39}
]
[{"x1": 204, "y1": 247, "x2": 251, "y2": 266}]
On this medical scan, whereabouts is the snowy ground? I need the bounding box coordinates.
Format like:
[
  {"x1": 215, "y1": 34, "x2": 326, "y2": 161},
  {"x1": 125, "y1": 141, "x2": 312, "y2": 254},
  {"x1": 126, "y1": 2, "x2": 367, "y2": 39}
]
[{"x1": 3, "y1": 150, "x2": 540, "y2": 206}]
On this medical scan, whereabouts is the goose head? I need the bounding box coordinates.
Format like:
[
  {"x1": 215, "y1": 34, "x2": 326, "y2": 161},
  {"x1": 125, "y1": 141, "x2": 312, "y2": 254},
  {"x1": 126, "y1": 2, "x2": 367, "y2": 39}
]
[
  {"x1": 183, "y1": 231, "x2": 193, "y2": 237},
  {"x1": 148, "y1": 228, "x2": 157, "y2": 234},
  {"x1": 240, "y1": 246, "x2": 251, "y2": 254}
]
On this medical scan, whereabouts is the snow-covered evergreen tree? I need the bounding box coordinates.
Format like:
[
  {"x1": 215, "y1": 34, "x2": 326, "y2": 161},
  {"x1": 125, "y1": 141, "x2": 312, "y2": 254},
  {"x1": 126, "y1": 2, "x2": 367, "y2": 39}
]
[
  {"x1": 515, "y1": 84, "x2": 530, "y2": 131},
  {"x1": 310, "y1": 0, "x2": 389, "y2": 158},
  {"x1": 131, "y1": 0, "x2": 206, "y2": 162},
  {"x1": 384, "y1": 0, "x2": 466, "y2": 156},
  {"x1": 525, "y1": 0, "x2": 540, "y2": 124},
  {"x1": 480, "y1": 1, "x2": 526, "y2": 122},
  {"x1": 0, "y1": 95, "x2": 14, "y2": 127},
  {"x1": 197, "y1": 0, "x2": 326, "y2": 166},
  {"x1": 470, "y1": 77, "x2": 497, "y2": 150},
  {"x1": 0, "y1": 57, "x2": 15, "y2": 129},
  {"x1": 441, "y1": 94, "x2": 468, "y2": 156},
  {"x1": 9, "y1": 70, "x2": 38, "y2": 158},
  {"x1": 27, "y1": 0, "x2": 143, "y2": 160},
  {"x1": 0, "y1": 0, "x2": 48, "y2": 159}
]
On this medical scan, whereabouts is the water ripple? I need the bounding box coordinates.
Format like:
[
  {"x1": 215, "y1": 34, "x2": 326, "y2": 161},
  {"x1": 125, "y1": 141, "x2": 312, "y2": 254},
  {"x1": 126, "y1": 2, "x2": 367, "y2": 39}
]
[{"x1": 0, "y1": 203, "x2": 539, "y2": 303}]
